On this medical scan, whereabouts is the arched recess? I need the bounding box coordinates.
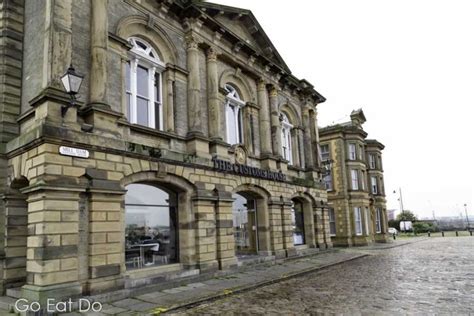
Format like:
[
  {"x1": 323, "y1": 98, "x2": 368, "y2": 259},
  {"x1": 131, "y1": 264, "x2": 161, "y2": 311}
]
[
  {"x1": 291, "y1": 192, "x2": 317, "y2": 248},
  {"x1": 121, "y1": 172, "x2": 196, "y2": 267},
  {"x1": 232, "y1": 184, "x2": 271, "y2": 255},
  {"x1": 116, "y1": 16, "x2": 178, "y2": 65},
  {"x1": 280, "y1": 103, "x2": 301, "y2": 127},
  {"x1": 219, "y1": 69, "x2": 256, "y2": 103},
  {"x1": 1, "y1": 176, "x2": 29, "y2": 292}
]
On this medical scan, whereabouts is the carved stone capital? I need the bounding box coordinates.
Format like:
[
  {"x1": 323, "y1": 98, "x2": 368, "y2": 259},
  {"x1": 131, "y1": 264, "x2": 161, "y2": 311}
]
[
  {"x1": 269, "y1": 85, "x2": 278, "y2": 98},
  {"x1": 185, "y1": 35, "x2": 199, "y2": 50},
  {"x1": 257, "y1": 78, "x2": 266, "y2": 91},
  {"x1": 206, "y1": 47, "x2": 218, "y2": 61}
]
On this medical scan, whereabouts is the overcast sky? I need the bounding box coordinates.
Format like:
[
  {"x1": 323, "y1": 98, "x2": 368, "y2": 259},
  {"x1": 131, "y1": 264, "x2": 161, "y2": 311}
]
[{"x1": 216, "y1": 0, "x2": 474, "y2": 219}]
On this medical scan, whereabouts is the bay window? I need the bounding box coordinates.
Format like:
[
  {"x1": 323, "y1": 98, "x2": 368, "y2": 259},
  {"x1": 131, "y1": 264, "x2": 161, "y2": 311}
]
[
  {"x1": 354, "y1": 207, "x2": 362, "y2": 236},
  {"x1": 375, "y1": 207, "x2": 382, "y2": 233},
  {"x1": 348, "y1": 143, "x2": 356, "y2": 160},
  {"x1": 351, "y1": 169, "x2": 359, "y2": 190}
]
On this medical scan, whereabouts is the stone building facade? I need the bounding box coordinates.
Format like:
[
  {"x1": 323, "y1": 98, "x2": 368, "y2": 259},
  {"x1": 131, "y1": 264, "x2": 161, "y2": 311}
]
[
  {"x1": 319, "y1": 109, "x2": 389, "y2": 246},
  {"x1": 0, "y1": 0, "x2": 333, "y2": 302}
]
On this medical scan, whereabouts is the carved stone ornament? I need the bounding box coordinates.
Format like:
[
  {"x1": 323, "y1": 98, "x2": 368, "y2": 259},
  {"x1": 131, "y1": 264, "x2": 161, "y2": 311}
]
[{"x1": 234, "y1": 146, "x2": 247, "y2": 165}]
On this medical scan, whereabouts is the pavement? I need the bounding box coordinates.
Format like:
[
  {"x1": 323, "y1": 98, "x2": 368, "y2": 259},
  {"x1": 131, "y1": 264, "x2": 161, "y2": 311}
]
[{"x1": 0, "y1": 238, "x2": 431, "y2": 315}]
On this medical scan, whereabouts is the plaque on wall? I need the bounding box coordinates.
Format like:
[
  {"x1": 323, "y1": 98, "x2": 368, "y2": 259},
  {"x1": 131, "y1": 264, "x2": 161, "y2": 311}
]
[{"x1": 59, "y1": 146, "x2": 90, "y2": 159}]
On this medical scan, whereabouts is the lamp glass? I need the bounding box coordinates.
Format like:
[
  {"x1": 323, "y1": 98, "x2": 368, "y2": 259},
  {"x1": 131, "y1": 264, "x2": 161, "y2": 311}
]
[{"x1": 60, "y1": 66, "x2": 83, "y2": 94}]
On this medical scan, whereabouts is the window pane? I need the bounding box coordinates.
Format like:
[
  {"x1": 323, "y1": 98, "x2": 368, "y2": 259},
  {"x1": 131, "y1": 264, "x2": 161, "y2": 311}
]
[
  {"x1": 227, "y1": 104, "x2": 237, "y2": 144},
  {"x1": 137, "y1": 97, "x2": 149, "y2": 126},
  {"x1": 292, "y1": 202, "x2": 305, "y2": 245},
  {"x1": 126, "y1": 93, "x2": 131, "y2": 120},
  {"x1": 137, "y1": 66, "x2": 149, "y2": 97},
  {"x1": 155, "y1": 73, "x2": 161, "y2": 102}
]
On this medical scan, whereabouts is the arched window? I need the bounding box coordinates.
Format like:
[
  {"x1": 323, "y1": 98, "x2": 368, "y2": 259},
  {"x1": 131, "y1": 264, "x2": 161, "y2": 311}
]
[
  {"x1": 125, "y1": 184, "x2": 178, "y2": 269},
  {"x1": 125, "y1": 37, "x2": 165, "y2": 129},
  {"x1": 225, "y1": 84, "x2": 245, "y2": 145},
  {"x1": 281, "y1": 113, "x2": 293, "y2": 164},
  {"x1": 291, "y1": 200, "x2": 305, "y2": 245}
]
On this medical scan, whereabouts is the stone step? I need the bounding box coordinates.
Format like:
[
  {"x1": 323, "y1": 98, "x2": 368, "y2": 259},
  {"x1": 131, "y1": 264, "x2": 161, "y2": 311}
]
[
  {"x1": 6, "y1": 287, "x2": 22, "y2": 299},
  {"x1": 0, "y1": 296, "x2": 17, "y2": 312}
]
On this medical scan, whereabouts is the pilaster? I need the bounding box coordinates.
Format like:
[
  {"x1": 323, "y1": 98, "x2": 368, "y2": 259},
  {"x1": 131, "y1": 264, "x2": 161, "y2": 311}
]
[
  {"x1": 214, "y1": 191, "x2": 237, "y2": 269},
  {"x1": 257, "y1": 79, "x2": 272, "y2": 155},
  {"x1": 89, "y1": 0, "x2": 108, "y2": 108},
  {"x1": 267, "y1": 198, "x2": 285, "y2": 259},
  {"x1": 269, "y1": 85, "x2": 282, "y2": 158},
  {"x1": 186, "y1": 36, "x2": 203, "y2": 137}
]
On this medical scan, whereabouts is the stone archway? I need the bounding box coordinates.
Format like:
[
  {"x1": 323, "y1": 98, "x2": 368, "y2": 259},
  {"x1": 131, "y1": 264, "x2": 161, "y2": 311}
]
[{"x1": 233, "y1": 184, "x2": 271, "y2": 257}]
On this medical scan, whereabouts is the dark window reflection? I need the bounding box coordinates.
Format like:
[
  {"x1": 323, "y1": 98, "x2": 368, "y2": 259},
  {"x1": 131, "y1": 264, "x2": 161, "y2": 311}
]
[
  {"x1": 291, "y1": 201, "x2": 305, "y2": 245},
  {"x1": 125, "y1": 184, "x2": 178, "y2": 270}
]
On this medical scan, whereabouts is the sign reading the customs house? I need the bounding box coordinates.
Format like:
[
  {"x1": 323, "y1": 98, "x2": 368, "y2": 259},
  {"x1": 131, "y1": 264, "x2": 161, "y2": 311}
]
[
  {"x1": 212, "y1": 157, "x2": 286, "y2": 182},
  {"x1": 59, "y1": 146, "x2": 90, "y2": 159}
]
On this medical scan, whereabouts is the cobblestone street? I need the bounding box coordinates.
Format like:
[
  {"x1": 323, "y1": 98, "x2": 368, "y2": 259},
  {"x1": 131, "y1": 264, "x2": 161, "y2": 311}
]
[{"x1": 176, "y1": 238, "x2": 474, "y2": 315}]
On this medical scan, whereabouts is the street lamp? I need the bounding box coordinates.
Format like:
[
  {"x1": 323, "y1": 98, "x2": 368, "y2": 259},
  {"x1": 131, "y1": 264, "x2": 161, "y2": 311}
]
[
  {"x1": 393, "y1": 188, "x2": 406, "y2": 231},
  {"x1": 60, "y1": 64, "x2": 84, "y2": 117}
]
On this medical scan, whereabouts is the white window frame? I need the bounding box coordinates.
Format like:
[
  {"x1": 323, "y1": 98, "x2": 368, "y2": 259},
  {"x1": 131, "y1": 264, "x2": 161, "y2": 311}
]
[
  {"x1": 126, "y1": 37, "x2": 165, "y2": 129},
  {"x1": 225, "y1": 84, "x2": 245, "y2": 145},
  {"x1": 348, "y1": 143, "x2": 356, "y2": 160},
  {"x1": 351, "y1": 169, "x2": 359, "y2": 190},
  {"x1": 375, "y1": 207, "x2": 382, "y2": 233},
  {"x1": 329, "y1": 208, "x2": 336, "y2": 236},
  {"x1": 369, "y1": 154, "x2": 376, "y2": 169},
  {"x1": 371, "y1": 176, "x2": 378, "y2": 194},
  {"x1": 281, "y1": 113, "x2": 293, "y2": 165},
  {"x1": 361, "y1": 171, "x2": 366, "y2": 191},
  {"x1": 354, "y1": 207, "x2": 362, "y2": 236},
  {"x1": 320, "y1": 144, "x2": 330, "y2": 162}
]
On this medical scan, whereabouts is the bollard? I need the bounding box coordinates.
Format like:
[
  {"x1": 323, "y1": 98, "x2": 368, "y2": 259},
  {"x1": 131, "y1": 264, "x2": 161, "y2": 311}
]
[
  {"x1": 456, "y1": 231, "x2": 459, "y2": 237},
  {"x1": 428, "y1": 231, "x2": 431, "y2": 237},
  {"x1": 442, "y1": 231, "x2": 444, "y2": 237},
  {"x1": 393, "y1": 233, "x2": 396, "y2": 240},
  {"x1": 470, "y1": 231, "x2": 473, "y2": 236}
]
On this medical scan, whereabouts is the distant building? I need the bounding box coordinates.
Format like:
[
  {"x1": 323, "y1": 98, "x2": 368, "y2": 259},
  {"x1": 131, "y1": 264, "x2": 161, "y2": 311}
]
[
  {"x1": 319, "y1": 109, "x2": 389, "y2": 246},
  {"x1": 387, "y1": 209, "x2": 397, "y2": 221}
]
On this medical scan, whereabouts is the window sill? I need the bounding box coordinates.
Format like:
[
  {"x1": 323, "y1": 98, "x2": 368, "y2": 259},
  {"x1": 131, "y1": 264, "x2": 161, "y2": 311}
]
[{"x1": 118, "y1": 119, "x2": 185, "y2": 141}]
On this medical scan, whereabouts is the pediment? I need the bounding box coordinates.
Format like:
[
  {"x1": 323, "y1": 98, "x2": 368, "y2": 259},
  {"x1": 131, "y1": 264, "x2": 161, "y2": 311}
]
[{"x1": 194, "y1": 2, "x2": 291, "y2": 73}]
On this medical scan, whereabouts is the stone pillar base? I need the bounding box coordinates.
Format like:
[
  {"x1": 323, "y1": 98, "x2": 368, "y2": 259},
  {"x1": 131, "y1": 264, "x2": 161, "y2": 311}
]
[
  {"x1": 272, "y1": 249, "x2": 286, "y2": 259},
  {"x1": 186, "y1": 137, "x2": 211, "y2": 159},
  {"x1": 331, "y1": 236, "x2": 353, "y2": 247},
  {"x1": 83, "y1": 275, "x2": 124, "y2": 296},
  {"x1": 218, "y1": 257, "x2": 238, "y2": 270},
  {"x1": 285, "y1": 247, "x2": 297, "y2": 258},
  {"x1": 21, "y1": 282, "x2": 82, "y2": 304},
  {"x1": 260, "y1": 157, "x2": 277, "y2": 170},
  {"x1": 197, "y1": 260, "x2": 219, "y2": 272},
  {"x1": 209, "y1": 140, "x2": 230, "y2": 158}
]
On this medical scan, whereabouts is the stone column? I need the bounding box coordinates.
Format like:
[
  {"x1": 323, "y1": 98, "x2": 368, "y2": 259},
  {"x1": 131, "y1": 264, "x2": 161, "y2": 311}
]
[
  {"x1": 90, "y1": 0, "x2": 108, "y2": 106},
  {"x1": 267, "y1": 198, "x2": 285, "y2": 259},
  {"x1": 302, "y1": 108, "x2": 315, "y2": 169},
  {"x1": 257, "y1": 79, "x2": 272, "y2": 156},
  {"x1": 165, "y1": 70, "x2": 175, "y2": 132},
  {"x1": 1, "y1": 192, "x2": 28, "y2": 292},
  {"x1": 193, "y1": 197, "x2": 218, "y2": 271},
  {"x1": 303, "y1": 201, "x2": 316, "y2": 248},
  {"x1": 290, "y1": 128, "x2": 300, "y2": 167},
  {"x1": 297, "y1": 127, "x2": 305, "y2": 168},
  {"x1": 313, "y1": 206, "x2": 325, "y2": 248},
  {"x1": 309, "y1": 108, "x2": 321, "y2": 168},
  {"x1": 207, "y1": 47, "x2": 221, "y2": 141},
  {"x1": 186, "y1": 37, "x2": 202, "y2": 136},
  {"x1": 321, "y1": 207, "x2": 333, "y2": 248},
  {"x1": 281, "y1": 200, "x2": 296, "y2": 257},
  {"x1": 215, "y1": 195, "x2": 237, "y2": 269},
  {"x1": 22, "y1": 188, "x2": 84, "y2": 303},
  {"x1": 269, "y1": 85, "x2": 282, "y2": 158}
]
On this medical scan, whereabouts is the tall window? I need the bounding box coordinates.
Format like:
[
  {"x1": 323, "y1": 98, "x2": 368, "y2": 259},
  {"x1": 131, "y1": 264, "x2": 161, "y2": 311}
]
[
  {"x1": 375, "y1": 207, "x2": 382, "y2": 233},
  {"x1": 320, "y1": 144, "x2": 330, "y2": 162},
  {"x1": 361, "y1": 171, "x2": 366, "y2": 191},
  {"x1": 225, "y1": 84, "x2": 244, "y2": 144},
  {"x1": 329, "y1": 208, "x2": 336, "y2": 236},
  {"x1": 125, "y1": 184, "x2": 178, "y2": 269},
  {"x1": 369, "y1": 154, "x2": 376, "y2": 169},
  {"x1": 371, "y1": 176, "x2": 378, "y2": 194},
  {"x1": 365, "y1": 207, "x2": 370, "y2": 236},
  {"x1": 359, "y1": 145, "x2": 364, "y2": 161},
  {"x1": 354, "y1": 207, "x2": 362, "y2": 236},
  {"x1": 291, "y1": 201, "x2": 305, "y2": 245},
  {"x1": 348, "y1": 144, "x2": 356, "y2": 160},
  {"x1": 281, "y1": 113, "x2": 293, "y2": 164},
  {"x1": 126, "y1": 37, "x2": 165, "y2": 129},
  {"x1": 351, "y1": 169, "x2": 359, "y2": 190}
]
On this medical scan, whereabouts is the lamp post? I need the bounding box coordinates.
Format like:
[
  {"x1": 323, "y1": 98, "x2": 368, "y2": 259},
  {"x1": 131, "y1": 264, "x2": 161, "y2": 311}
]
[
  {"x1": 60, "y1": 64, "x2": 84, "y2": 117},
  {"x1": 393, "y1": 188, "x2": 405, "y2": 232},
  {"x1": 465, "y1": 204, "x2": 470, "y2": 230}
]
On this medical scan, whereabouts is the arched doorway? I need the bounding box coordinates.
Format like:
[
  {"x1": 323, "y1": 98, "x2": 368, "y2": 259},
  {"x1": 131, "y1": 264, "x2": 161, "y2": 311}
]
[
  {"x1": 124, "y1": 183, "x2": 178, "y2": 269},
  {"x1": 291, "y1": 200, "x2": 305, "y2": 245}
]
